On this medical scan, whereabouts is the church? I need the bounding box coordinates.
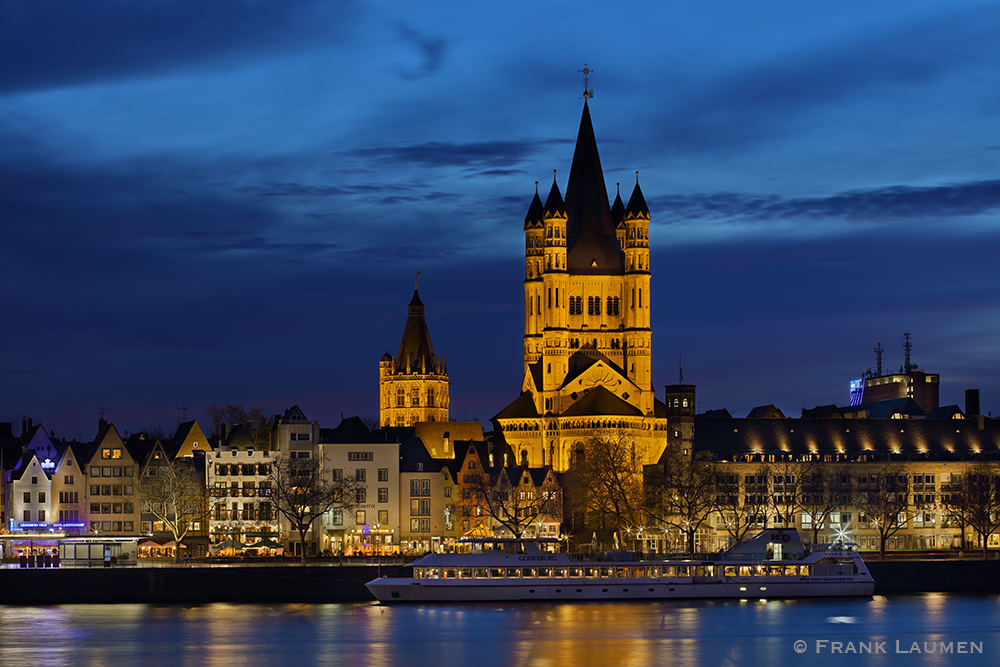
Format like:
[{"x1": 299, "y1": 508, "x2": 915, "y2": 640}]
[{"x1": 492, "y1": 98, "x2": 669, "y2": 472}]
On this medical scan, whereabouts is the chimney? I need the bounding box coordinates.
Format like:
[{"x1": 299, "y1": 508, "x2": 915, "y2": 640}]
[{"x1": 966, "y1": 389, "x2": 981, "y2": 417}]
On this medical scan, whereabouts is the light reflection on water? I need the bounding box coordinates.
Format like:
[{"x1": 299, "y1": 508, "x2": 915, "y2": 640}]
[{"x1": 1, "y1": 595, "x2": 999, "y2": 666}]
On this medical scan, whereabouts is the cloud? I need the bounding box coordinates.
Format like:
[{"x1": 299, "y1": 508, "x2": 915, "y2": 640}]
[
  {"x1": 0, "y1": 0, "x2": 361, "y2": 93},
  {"x1": 649, "y1": 180, "x2": 1000, "y2": 226},
  {"x1": 342, "y1": 139, "x2": 571, "y2": 170},
  {"x1": 394, "y1": 23, "x2": 447, "y2": 80}
]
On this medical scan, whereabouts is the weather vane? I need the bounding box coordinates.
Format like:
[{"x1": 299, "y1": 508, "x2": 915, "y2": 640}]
[
  {"x1": 414, "y1": 266, "x2": 422, "y2": 289},
  {"x1": 579, "y1": 64, "x2": 594, "y2": 99}
]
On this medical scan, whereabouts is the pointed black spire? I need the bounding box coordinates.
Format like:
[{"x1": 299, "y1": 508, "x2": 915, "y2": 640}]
[
  {"x1": 564, "y1": 99, "x2": 615, "y2": 240},
  {"x1": 397, "y1": 289, "x2": 439, "y2": 375},
  {"x1": 611, "y1": 182, "x2": 625, "y2": 227},
  {"x1": 543, "y1": 173, "x2": 565, "y2": 217},
  {"x1": 625, "y1": 173, "x2": 649, "y2": 219},
  {"x1": 523, "y1": 182, "x2": 544, "y2": 230}
]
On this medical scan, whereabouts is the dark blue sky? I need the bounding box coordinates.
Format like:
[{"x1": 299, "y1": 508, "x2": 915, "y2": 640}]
[{"x1": 2, "y1": 1, "x2": 999, "y2": 441}]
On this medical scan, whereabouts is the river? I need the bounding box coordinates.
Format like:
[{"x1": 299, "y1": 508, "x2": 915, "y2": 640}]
[{"x1": 1, "y1": 594, "x2": 997, "y2": 666}]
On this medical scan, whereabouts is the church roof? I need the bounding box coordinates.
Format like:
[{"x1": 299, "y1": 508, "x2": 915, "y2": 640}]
[
  {"x1": 494, "y1": 391, "x2": 540, "y2": 420},
  {"x1": 523, "y1": 188, "x2": 544, "y2": 230},
  {"x1": 543, "y1": 180, "x2": 565, "y2": 217},
  {"x1": 625, "y1": 179, "x2": 649, "y2": 219},
  {"x1": 561, "y1": 386, "x2": 643, "y2": 418},
  {"x1": 395, "y1": 289, "x2": 441, "y2": 375},
  {"x1": 611, "y1": 185, "x2": 625, "y2": 228},
  {"x1": 564, "y1": 101, "x2": 624, "y2": 275}
]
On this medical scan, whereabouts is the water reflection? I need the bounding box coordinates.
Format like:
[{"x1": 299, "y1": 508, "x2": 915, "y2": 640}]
[{"x1": 1, "y1": 596, "x2": 999, "y2": 666}]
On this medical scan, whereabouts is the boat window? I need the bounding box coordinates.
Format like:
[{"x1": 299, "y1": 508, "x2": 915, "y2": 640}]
[
  {"x1": 505, "y1": 568, "x2": 521, "y2": 579},
  {"x1": 414, "y1": 568, "x2": 426, "y2": 579},
  {"x1": 704, "y1": 565, "x2": 716, "y2": 577},
  {"x1": 554, "y1": 567, "x2": 568, "y2": 578},
  {"x1": 632, "y1": 567, "x2": 645, "y2": 578},
  {"x1": 677, "y1": 566, "x2": 690, "y2": 577},
  {"x1": 443, "y1": 568, "x2": 457, "y2": 579},
  {"x1": 537, "y1": 567, "x2": 552, "y2": 578},
  {"x1": 664, "y1": 566, "x2": 676, "y2": 577},
  {"x1": 490, "y1": 568, "x2": 505, "y2": 578},
  {"x1": 755, "y1": 565, "x2": 768, "y2": 577},
  {"x1": 738, "y1": 566, "x2": 752, "y2": 577},
  {"x1": 799, "y1": 565, "x2": 810, "y2": 576},
  {"x1": 475, "y1": 568, "x2": 489, "y2": 579},
  {"x1": 615, "y1": 567, "x2": 630, "y2": 578},
  {"x1": 599, "y1": 567, "x2": 614, "y2": 578},
  {"x1": 570, "y1": 567, "x2": 584, "y2": 578},
  {"x1": 693, "y1": 566, "x2": 704, "y2": 577},
  {"x1": 427, "y1": 568, "x2": 441, "y2": 579},
  {"x1": 647, "y1": 566, "x2": 661, "y2": 578},
  {"x1": 586, "y1": 567, "x2": 599, "y2": 578},
  {"x1": 522, "y1": 568, "x2": 537, "y2": 578},
  {"x1": 459, "y1": 568, "x2": 473, "y2": 579},
  {"x1": 769, "y1": 566, "x2": 782, "y2": 577},
  {"x1": 784, "y1": 565, "x2": 797, "y2": 576},
  {"x1": 724, "y1": 566, "x2": 737, "y2": 577}
]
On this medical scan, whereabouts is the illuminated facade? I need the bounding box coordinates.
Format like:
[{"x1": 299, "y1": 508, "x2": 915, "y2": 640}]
[
  {"x1": 494, "y1": 100, "x2": 668, "y2": 472},
  {"x1": 379, "y1": 290, "x2": 450, "y2": 427}
]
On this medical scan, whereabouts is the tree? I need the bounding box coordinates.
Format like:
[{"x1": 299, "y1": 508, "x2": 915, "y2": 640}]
[
  {"x1": 644, "y1": 449, "x2": 716, "y2": 555},
  {"x1": 714, "y1": 463, "x2": 772, "y2": 543},
  {"x1": 462, "y1": 466, "x2": 561, "y2": 539},
  {"x1": 950, "y1": 462, "x2": 1000, "y2": 557},
  {"x1": 206, "y1": 403, "x2": 270, "y2": 450},
  {"x1": 566, "y1": 433, "x2": 645, "y2": 548},
  {"x1": 138, "y1": 454, "x2": 210, "y2": 562},
  {"x1": 858, "y1": 461, "x2": 910, "y2": 558},
  {"x1": 798, "y1": 460, "x2": 854, "y2": 545},
  {"x1": 268, "y1": 456, "x2": 358, "y2": 562}
]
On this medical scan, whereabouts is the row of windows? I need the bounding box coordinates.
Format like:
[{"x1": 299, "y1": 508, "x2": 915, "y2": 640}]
[
  {"x1": 213, "y1": 503, "x2": 274, "y2": 521},
  {"x1": 214, "y1": 464, "x2": 271, "y2": 476},
  {"x1": 23, "y1": 491, "x2": 46, "y2": 503},
  {"x1": 410, "y1": 518, "x2": 432, "y2": 533},
  {"x1": 533, "y1": 290, "x2": 643, "y2": 314},
  {"x1": 330, "y1": 468, "x2": 389, "y2": 482},
  {"x1": 90, "y1": 484, "x2": 134, "y2": 496},
  {"x1": 395, "y1": 387, "x2": 438, "y2": 407},
  {"x1": 91, "y1": 521, "x2": 133, "y2": 532},
  {"x1": 328, "y1": 509, "x2": 389, "y2": 526},
  {"x1": 89, "y1": 466, "x2": 134, "y2": 478},
  {"x1": 410, "y1": 499, "x2": 431, "y2": 516},
  {"x1": 414, "y1": 564, "x2": 743, "y2": 581},
  {"x1": 89, "y1": 502, "x2": 135, "y2": 515}
]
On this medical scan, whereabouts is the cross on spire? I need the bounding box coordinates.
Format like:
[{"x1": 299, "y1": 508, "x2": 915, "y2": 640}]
[{"x1": 579, "y1": 63, "x2": 594, "y2": 99}]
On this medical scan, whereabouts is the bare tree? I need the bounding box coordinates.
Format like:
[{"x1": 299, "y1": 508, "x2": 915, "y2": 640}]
[
  {"x1": 463, "y1": 466, "x2": 561, "y2": 538},
  {"x1": 644, "y1": 449, "x2": 716, "y2": 555},
  {"x1": 857, "y1": 461, "x2": 910, "y2": 558},
  {"x1": 268, "y1": 456, "x2": 358, "y2": 562},
  {"x1": 714, "y1": 463, "x2": 772, "y2": 543},
  {"x1": 950, "y1": 462, "x2": 1000, "y2": 557},
  {"x1": 567, "y1": 433, "x2": 645, "y2": 547},
  {"x1": 138, "y1": 457, "x2": 210, "y2": 562},
  {"x1": 799, "y1": 460, "x2": 854, "y2": 545},
  {"x1": 206, "y1": 403, "x2": 270, "y2": 450}
]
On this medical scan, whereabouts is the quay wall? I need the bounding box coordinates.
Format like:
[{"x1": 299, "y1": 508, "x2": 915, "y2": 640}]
[
  {"x1": 0, "y1": 564, "x2": 410, "y2": 605},
  {"x1": 2, "y1": 561, "x2": 999, "y2": 604}
]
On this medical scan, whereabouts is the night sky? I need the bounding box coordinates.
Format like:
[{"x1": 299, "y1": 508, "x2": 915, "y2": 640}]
[{"x1": 3, "y1": 1, "x2": 998, "y2": 441}]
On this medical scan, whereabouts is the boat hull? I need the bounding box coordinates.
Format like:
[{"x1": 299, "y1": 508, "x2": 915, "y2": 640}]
[{"x1": 366, "y1": 577, "x2": 874, "y2": 602}]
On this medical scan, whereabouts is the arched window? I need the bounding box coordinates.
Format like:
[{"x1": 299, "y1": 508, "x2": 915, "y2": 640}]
[{"x1": 468, "y1": 461, "x2": 476, "y2": 469}]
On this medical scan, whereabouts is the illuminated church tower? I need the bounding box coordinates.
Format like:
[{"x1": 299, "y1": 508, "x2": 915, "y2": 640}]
[
  {"x1": 493, "y1": 97, "x2": 668, "y2": 472},
  {"x1": 380, "y1": 289, "x2": 450, "y2": 427}
]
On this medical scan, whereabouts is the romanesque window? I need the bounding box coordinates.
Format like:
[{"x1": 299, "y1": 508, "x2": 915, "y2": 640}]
[
  {"x1": 606, "y1": 296, "x2": 620, "y2": 315},
  {"x1": 569, "y1": 296, "x2": 582, "y2": 315},
  {"x1": 587, "y1": 296, "x2": 601, "y2": 316}
]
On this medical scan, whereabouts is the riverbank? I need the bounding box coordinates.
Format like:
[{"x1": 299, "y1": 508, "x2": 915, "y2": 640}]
[{"x1": 1, "y1": 560, "x2": 998, "y2": 604}]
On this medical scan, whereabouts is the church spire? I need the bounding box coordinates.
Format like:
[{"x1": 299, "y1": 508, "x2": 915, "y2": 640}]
[{"x1": 564, "y1": 100, "x2": 615, "y2": 241}]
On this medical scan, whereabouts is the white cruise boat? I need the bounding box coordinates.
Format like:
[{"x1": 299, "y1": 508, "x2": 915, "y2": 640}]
[{"x1": 367, "y1": 529, "x2": 874, "y2": 603}]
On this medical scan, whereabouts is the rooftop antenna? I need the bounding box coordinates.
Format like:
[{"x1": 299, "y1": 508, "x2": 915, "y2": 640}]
[
  {"x1": 178, "y1": 402, "x2": 188, "y2": 420},
  {"x1": 679, "y1": 355, "x2": 683, "y2": 384},
  {"x1": 874, "y1": 343, "x2": 884, "y2": 376},
  {"x1": 902, "y1": 332, "x2": 914, "y2": 373},
  {"x1": 98, "y1": 402, "x2": 110, "y2": 420},
  {"x1": 579, "y1": 63, "x2": 594, "y2": 99}
]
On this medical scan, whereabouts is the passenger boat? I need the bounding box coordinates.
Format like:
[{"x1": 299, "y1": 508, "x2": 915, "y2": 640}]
[{"x1": 366, "y1": 529, "x2": 874, "y2": 602}]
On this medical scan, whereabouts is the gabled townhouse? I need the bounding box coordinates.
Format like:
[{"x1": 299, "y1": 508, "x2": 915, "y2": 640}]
[
  {"x1": 84, "y1": 421, "x2": 141, "y2": 536},
  {"x1": 6, "y1": 451, "x2": 53, "y2": 531},
  {"x1": 398, "y1": 436, "x2": 457, "y2": 554},
  {"x1": 449, "y1": 440, "x2": 493, "y2": 538},
  {"x1": 50, "y1": 440, "x2": 89, "y2": 535}
]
